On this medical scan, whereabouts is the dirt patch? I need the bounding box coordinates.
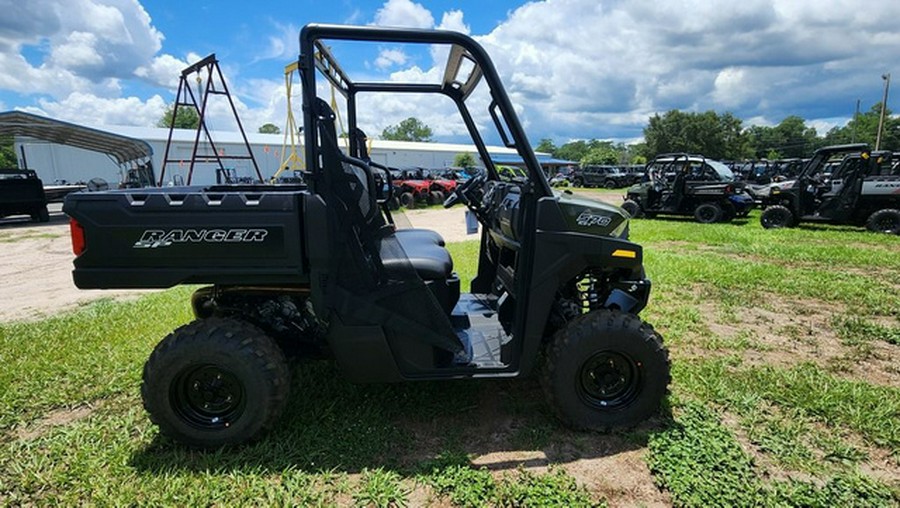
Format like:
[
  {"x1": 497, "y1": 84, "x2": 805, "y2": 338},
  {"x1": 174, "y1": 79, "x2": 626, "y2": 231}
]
[
  {"x1": 14, "y1": 403, "x2": 98, "y2": 441},
  {"x1": 0, "y1": 218, "x2": 151, "y2": 322},
  {"x1": 685, "y1": 295, "x2": 900, "y2": 388},
  {"x1": 396, "y1": 383, "x2": 670, "y2": 507},
  {"x1": 399, "y1": 206, "x2": 478, "y2": 244}
]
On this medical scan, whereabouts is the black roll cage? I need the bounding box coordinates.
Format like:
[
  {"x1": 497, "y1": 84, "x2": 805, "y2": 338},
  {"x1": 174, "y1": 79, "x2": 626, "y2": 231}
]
[{"x1": 297, "y1": 23, "x2": 551, "y2": 197}]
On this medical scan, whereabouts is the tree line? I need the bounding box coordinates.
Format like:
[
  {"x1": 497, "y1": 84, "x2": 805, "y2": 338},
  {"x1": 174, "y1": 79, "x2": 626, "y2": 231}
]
[
  {"x1": 153, "y1": 101, "x2": 899, "y2": 166},
  {"x1": 536, "y1": 102, "x2": 899, "y2": 165}
]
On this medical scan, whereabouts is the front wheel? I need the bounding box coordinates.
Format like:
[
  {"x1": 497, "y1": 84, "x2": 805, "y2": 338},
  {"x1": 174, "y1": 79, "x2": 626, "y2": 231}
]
[
  {"x1": 621, "y1": 199, "x2": 643, "y2": 218},
  {"x1": 865, "y1": 209, "x2": 900, "y2": 234},
  {"x1": 141, "y1": 317, "x2": 291, "y2": 448},
  {"x1": 760, "y1": 204, "x2": 795, "y2": 229},
  {"x1": 542, "y1": 310, "x2": 670, "y2": 430}
]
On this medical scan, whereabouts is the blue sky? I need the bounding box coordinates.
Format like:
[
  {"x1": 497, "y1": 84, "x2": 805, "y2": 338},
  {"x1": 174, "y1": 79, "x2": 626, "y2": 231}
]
[{"x1": 1, "y1": 0, "x2": 898, "y2": 146}]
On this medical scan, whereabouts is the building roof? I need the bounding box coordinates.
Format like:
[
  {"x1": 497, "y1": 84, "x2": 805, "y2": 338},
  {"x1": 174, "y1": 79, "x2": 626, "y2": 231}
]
[
  {"x1": 0, "y1": 111, "x2": 153, "y2": 165},
  {"x1": 491, "y1": 153, "x2": 575, "y2": 166},
  {"x1": 98, "y1": 125, "x2": 532, "y2": 157}
]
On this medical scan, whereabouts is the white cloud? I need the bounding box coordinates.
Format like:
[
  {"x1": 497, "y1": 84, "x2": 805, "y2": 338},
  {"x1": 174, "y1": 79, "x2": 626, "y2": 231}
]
[
  {"x1": 257, "y1": 22, "x2": 300, "y2": 63},
  {"x1": 0, "y1": 0, "x2": 175, "y2": 98},
  {"x1": 25, "y1": 92, "x2": 168, "y2": 126},
  {"x1": 436, "y1": 10, "x2": 469, "y2": 34},
  {"x1": 374, "y1": 49, "x2": 409, "y2": 70},
  {"x1": 135, "y1": 54, "x2": 190, "y2": 89},
  {"x1": 373, "y1": 0, "x2": 434, "y2": 29}
]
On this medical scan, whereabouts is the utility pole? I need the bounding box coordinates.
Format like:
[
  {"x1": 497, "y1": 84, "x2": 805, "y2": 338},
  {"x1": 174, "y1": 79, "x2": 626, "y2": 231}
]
[
  {"x1": 875, "y1": 73, "x2": 891, "y2": 150},
  {"x1": 851, "y1": 99, "x2": 860, "y2": 143}
]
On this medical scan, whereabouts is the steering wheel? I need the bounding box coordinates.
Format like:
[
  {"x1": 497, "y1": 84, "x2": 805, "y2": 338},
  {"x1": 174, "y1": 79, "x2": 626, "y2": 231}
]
[{"x1": 443, "y1": 172, "x2": 485, "y2": 208}]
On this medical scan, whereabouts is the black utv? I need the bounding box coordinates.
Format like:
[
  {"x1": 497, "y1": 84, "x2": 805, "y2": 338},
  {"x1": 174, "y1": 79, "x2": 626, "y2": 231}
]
[
  {"x1": 63, "y1": 23, "x2": 670, "y2": 448},
  {"x1": 0, "y1": 168, "x2": 50, "y2": 222},
  {"x1": 760, "y1": 144, "x2": 900, "y2": 233},
  {"x1": 622, "y1": 153, "x2": 753, "y2": 223},
  {"x1": 571, "y1": 165, "x2": 632, "y2": 188}
]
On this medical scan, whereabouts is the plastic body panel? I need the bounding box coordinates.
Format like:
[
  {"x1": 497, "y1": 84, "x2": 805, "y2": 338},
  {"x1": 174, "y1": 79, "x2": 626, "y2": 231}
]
[{"x1": 63, "y1": 185, "x2": 309, "y2": 288}]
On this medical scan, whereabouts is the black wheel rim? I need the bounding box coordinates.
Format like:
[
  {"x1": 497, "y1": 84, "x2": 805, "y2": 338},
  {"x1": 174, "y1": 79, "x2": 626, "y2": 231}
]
[
  {"x1": 875, "y1": 216, "x2": 899, "y2": 233},
  {"x1": 171, "y1": 364, "x2": 246, "y2": 430},
  {"x1": 578, "y1": 351, "x2": 641, "y2": 409},
  {"x1": 763, "y1": 210, "x2": 786, "y2": 228},
  {"x1": 698, "y1": 206, "x2": 716, "y2": 222}
]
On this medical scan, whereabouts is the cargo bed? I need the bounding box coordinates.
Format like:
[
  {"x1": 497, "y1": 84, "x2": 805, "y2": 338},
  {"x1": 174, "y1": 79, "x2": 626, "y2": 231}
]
[{"x1": 63, "y1": 185, "x2": 310, "y2": 289}]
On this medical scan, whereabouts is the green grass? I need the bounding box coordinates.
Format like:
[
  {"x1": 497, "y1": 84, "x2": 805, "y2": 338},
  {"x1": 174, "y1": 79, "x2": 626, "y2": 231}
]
[{"x1": 1, "y1": 210, "x2": 899, "y2": 505}]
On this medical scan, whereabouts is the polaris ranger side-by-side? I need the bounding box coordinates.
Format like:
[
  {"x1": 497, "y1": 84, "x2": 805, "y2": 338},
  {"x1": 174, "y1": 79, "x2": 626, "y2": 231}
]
[
  {"x1": 64, "y1": 24, "x2": 669, "y2": 448},
  {"x1": 759, "y1": 144, "x2": 900, "y2": 234},
  {"x1": 622, "y1": 154, "x2": 753, "y2": 223}
]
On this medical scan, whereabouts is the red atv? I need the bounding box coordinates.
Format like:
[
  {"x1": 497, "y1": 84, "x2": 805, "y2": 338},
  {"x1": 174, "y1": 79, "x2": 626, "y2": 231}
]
[
  {"x1": 391, "y1": 167, "x2": 443, "y2": 207},
  {"x1": 423, "y1": 168, "x2": 459, "y2": 205}
]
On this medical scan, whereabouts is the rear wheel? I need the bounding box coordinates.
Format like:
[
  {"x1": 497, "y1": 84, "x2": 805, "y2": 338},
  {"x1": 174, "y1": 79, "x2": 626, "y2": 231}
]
[
  {"x1": 693, "y1": 202, "x2": 722, "y2": 224},
  {"x1": 399, "y1": 192, "x2": 415, "y2": 208},
  {"x1": 542, "y1": 310, "x2": 670, "y2": 430},
  {"x1": 31, "y1": 206, "x2": 50, "y2": 223},
  {"x1": 621, "y1": 199, "x2": 643, "y2": 218},
  {"x1": 760, "y1": 205, "x2": 795, "y2": 229},
  {"x1": 141, "y1": 317, "x2": 290, "y2": 448},
  {"x1": 604, "y1": 179, "x2": 616, "y2": 189},
  {"x1": 428, "y1": 190, "x2": 445, "y2": 205},
  {"x1": 866, "y1": 209, "x2": 900, "y2": 234}
]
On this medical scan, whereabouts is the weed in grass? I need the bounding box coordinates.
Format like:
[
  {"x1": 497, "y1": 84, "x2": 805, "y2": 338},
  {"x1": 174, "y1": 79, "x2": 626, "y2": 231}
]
[
  {"x1": 493, "y1": 466, "x2": 601, "y2": 508},
  {"x1": 675, "y1": 359, "x2": 900, "y2": 452},
  {"x1": 648, "y1": 401, "x2": 899, "y2": 507},
  {"x1": 768, "y1": 472, "x2": 898, "y2": 507},
  {"x1": 427, "y1": 463, "x2": 496, "y2": 507},
  {"x1": 833, "y1": 315, "x2": 900, "y2": 346},
  {"x1": 741, "y1": 409, "x2": 819, "y2": 473},
  {"x1": 353, "y1": 468, "x2": 409, "y2": 508},
  {"x1": 647, "y1": 402, "x2": 767, "y2": 506}
]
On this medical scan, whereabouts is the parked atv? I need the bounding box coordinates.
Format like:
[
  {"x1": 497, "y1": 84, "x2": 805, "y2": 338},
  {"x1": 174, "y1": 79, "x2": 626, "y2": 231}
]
[
  {"x1": 422, "y1": 168, "x2": 459, "y2": 204},
  {"x1": 391, "y1": 167, "x2": 435, "y2": 207},
  {"x1": 65, "y1": 23, "x2": 670, "y2": 448},
  {"x1": 760, "y1": 144, "x2": 900, "y2": 234},
  {"x1": 622, "y1": 154, "x2": 753, "y2": 223}
]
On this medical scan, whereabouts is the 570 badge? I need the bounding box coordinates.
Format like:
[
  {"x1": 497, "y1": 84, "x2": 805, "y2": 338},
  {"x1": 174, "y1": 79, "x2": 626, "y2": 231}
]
[
  {"x1": 576, "y1": 210, "x2": 612, "y2": 228},
  {"x1": 134, "y1": 228, "x2": 269, "y2": 249}
]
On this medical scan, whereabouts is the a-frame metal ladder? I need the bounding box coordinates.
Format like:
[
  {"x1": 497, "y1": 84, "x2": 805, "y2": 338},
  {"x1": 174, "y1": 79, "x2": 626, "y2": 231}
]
[{"x1": 158, "y1": 54, "x2": 263, "y2": 186}]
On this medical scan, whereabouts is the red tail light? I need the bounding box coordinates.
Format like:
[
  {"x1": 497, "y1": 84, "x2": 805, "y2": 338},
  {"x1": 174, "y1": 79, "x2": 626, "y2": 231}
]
[{"x1": 70, "y1": 218, "x2": 85, "y2": 256}]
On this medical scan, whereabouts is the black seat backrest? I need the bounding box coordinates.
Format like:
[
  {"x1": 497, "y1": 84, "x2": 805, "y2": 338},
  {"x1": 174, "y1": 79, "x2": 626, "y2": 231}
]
[
  {"x1": 350, "y1": 127, "x2": 370, "y2": 161},
  {"x1": 314, "y1": 98, "x2": 379, "y2": 227}
]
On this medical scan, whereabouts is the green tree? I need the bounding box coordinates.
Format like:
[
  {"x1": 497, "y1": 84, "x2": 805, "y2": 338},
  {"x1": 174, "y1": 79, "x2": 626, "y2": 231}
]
[
  {"x1": 0, "y1": 136, "x2": 17, "y2": 168},
  {"x1": 381, "y1": 117, "x2": 433, "y2": 142},
  {"x1": 747, "y1": 116, "x2": 821, "y2": 158},
  {"x1": 580, "y1": 141, "x2": 619, "y2": 165},
  {"x1": 823, "y1": 103, "x2": 900, "y2": 151},
  {"x1": 258, "y1": 123, "x2": 280, "y2": 134},
  {"x1": 643, "y1": 110, "x2": 751, "y2": 160},
  {"x1": 555, "y1": 140, "x2": 590, "y2": 162},
  {"x1": 157, "y1": 104, "x2": 200, "y2": 129},
  {"x1": 535, "y1": 138, "x2": 557, "y2": 154},
  {"x1": 453, "y1": 152, "x2": 476, "y2": 168}
]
